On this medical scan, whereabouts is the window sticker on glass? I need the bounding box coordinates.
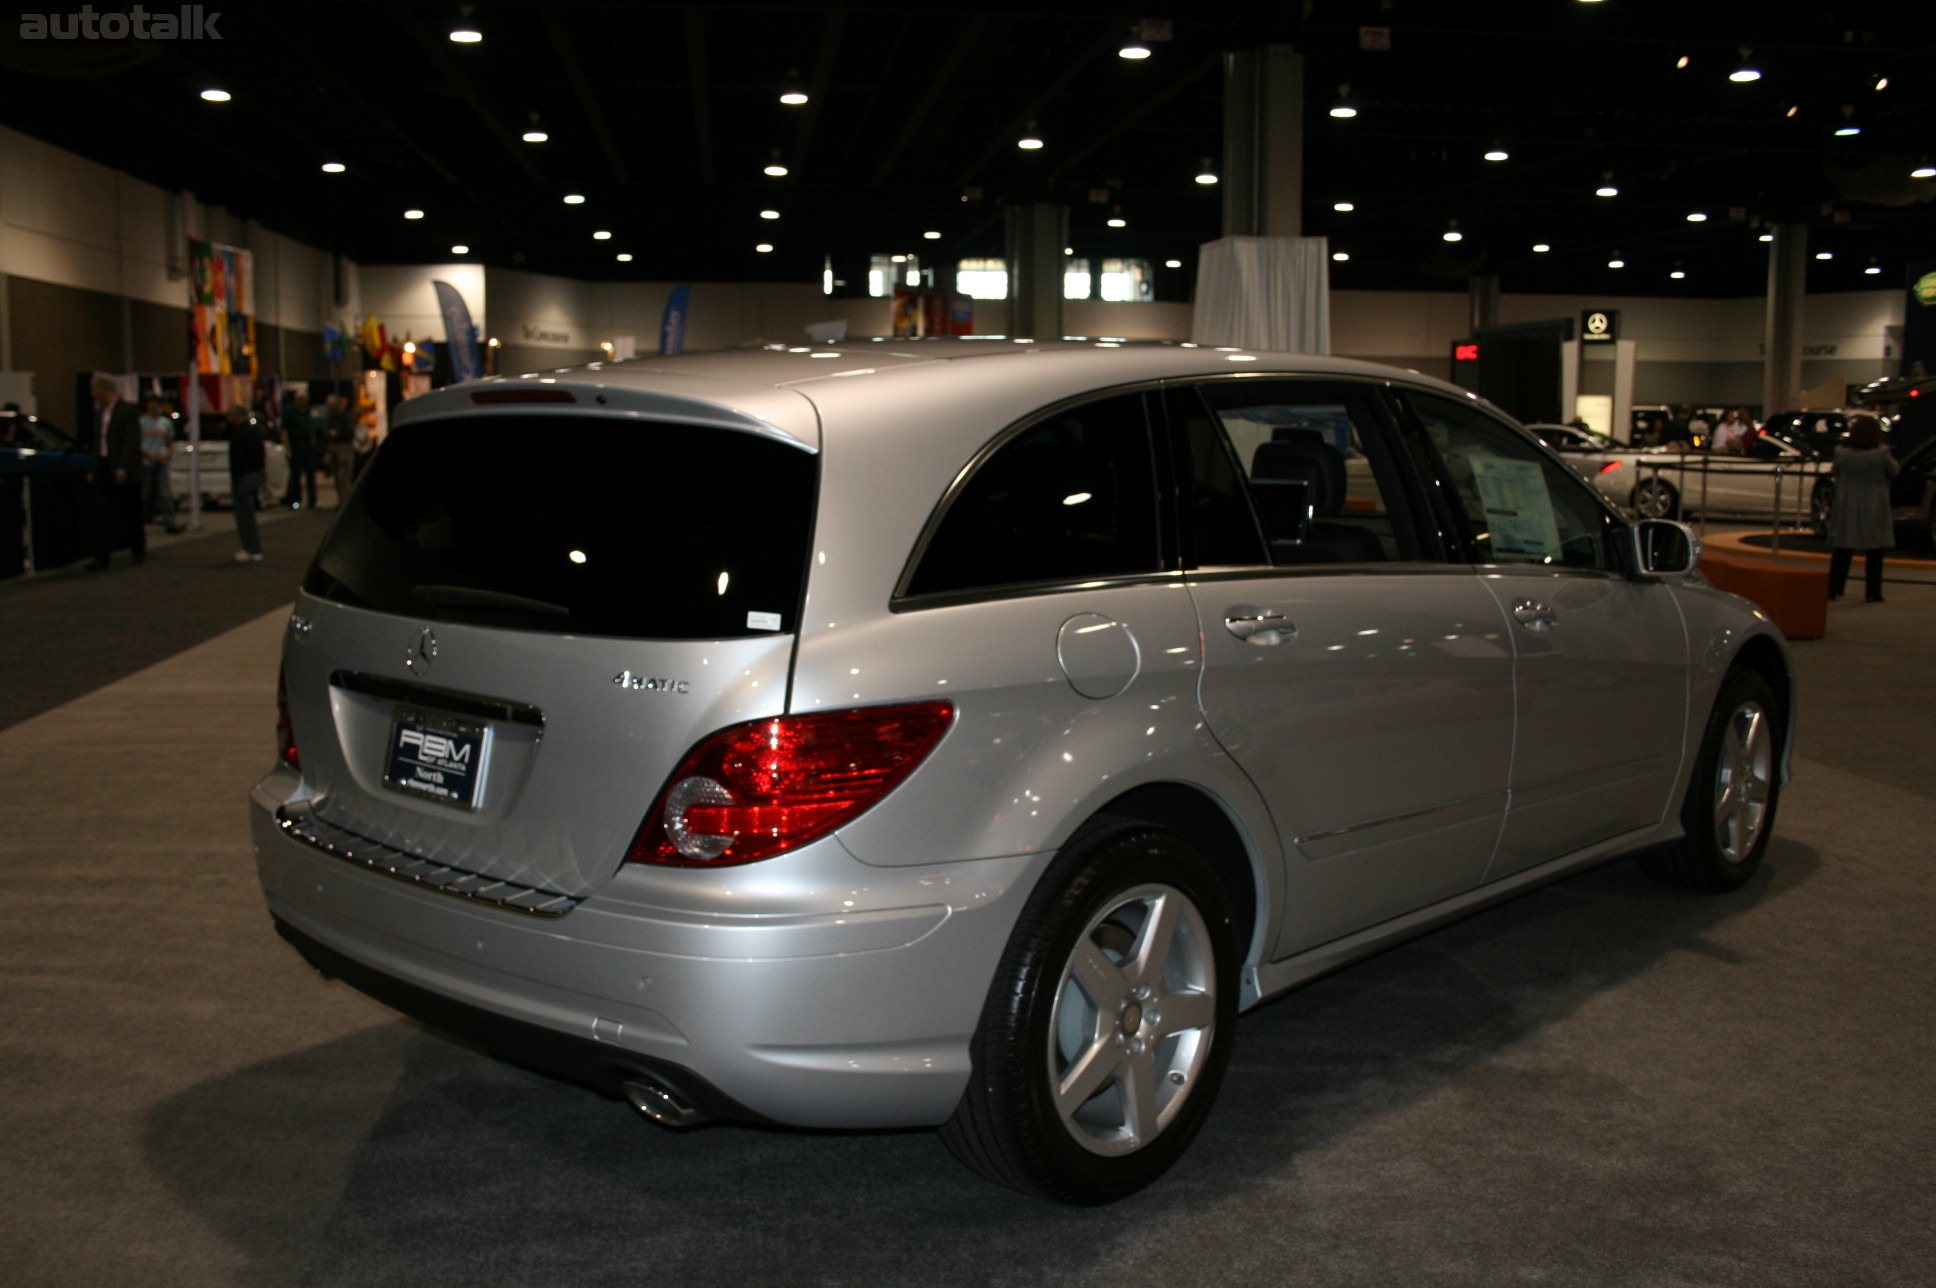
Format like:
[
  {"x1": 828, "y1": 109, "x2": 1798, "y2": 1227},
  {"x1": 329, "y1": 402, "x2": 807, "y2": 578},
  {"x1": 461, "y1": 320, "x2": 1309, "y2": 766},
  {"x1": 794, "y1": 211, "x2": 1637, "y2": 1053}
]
[
  {"x1": 1469, "y1": 456, "x2": 1561, "y2": 559},
  {"x1": 747, "y1": 611, "x2": 783, "y2": 631}
]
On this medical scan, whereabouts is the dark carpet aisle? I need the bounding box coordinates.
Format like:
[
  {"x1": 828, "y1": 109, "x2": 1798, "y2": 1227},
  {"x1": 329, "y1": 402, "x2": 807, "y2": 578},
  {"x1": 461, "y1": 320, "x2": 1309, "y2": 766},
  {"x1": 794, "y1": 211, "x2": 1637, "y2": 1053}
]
[{"x1": 0, "y1": 547, "x2": 1930, "y2": 1286}]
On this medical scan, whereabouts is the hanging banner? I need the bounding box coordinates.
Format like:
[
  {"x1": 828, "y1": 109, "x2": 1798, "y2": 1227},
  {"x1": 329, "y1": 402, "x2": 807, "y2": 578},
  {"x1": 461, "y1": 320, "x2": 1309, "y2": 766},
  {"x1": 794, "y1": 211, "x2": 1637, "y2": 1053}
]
[
  {"x1": 660, "y1": 285, "x2": 691, "y2": 355},
  {"x1": 188, "y1": 237, "x2": 257, "y2": 376},
  {"x1": 432, "y1": 280, "x2": 483, "y2": 382}
]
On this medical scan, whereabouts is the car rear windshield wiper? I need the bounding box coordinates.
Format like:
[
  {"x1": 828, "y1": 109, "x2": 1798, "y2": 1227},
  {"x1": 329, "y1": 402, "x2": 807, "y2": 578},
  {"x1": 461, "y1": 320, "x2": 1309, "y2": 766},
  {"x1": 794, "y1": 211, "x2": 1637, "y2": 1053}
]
[{"x1": 411, "y1": 584, "x2": 572, "y2": 616}]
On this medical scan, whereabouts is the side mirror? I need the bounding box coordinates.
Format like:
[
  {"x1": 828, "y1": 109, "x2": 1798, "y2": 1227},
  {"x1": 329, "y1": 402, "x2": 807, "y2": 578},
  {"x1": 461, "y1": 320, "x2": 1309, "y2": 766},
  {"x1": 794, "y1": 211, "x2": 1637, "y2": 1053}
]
[{"x1": 1631, "y1": 518, "x2": 1700, "y2": 577}]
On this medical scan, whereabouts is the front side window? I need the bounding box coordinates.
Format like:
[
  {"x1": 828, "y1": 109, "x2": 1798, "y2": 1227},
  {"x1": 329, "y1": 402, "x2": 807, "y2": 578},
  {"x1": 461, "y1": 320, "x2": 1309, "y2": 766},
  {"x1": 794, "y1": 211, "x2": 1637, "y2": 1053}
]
[
  {"x1": 1404, "y1": 392, "x2": 1622, "y2": 571},
  {"x1": 903, "y1": 391, "x2": 1161, "y2": 598}
]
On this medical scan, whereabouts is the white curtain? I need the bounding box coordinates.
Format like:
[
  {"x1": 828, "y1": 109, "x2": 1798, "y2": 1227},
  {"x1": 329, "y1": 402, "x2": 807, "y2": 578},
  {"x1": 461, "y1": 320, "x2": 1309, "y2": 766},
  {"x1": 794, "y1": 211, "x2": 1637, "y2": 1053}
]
[{"x1": 1191, "y1": 235, "x2": 1331, "y2": 354}]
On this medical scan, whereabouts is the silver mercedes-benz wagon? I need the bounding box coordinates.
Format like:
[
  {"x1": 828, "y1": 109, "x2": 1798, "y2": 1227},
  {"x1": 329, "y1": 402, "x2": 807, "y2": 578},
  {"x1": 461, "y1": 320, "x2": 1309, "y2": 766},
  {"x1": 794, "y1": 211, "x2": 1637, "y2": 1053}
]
[{"x1": 253, "y1": 339, "x2": 1792, "y2": 1203}]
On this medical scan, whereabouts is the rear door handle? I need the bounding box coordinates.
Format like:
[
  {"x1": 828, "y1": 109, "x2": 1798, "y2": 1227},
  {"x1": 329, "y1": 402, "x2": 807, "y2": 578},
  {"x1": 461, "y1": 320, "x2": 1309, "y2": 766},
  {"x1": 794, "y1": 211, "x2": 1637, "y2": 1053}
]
[
  {"x1": 1224, "y1": 606, "x2": 1295, "y2": 645},
  {"x1": 1511, "y1": 599, "x2": 1556, "y2": 632}
]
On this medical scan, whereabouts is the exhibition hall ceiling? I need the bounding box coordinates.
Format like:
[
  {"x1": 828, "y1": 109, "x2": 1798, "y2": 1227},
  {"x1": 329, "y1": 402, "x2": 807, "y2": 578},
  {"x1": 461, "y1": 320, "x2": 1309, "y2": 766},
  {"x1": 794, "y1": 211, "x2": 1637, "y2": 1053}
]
[{"x1": 1, "y1": 2, "x2": 1929, "y2": 298}]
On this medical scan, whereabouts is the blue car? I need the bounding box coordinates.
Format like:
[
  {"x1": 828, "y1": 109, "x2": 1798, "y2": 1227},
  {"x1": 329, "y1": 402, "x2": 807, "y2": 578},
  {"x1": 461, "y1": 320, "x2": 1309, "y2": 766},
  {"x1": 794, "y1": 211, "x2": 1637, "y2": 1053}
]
[{"x1": 0, "y1": 412, "x2": 90, "y2": 476}]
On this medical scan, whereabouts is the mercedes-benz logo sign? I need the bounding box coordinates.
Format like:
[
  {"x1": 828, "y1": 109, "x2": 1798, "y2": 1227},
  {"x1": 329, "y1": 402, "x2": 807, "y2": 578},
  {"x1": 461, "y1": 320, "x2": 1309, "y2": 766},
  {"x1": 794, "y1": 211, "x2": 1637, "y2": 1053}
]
[
  {"x1": 405, "y1": 626, "x2": 438, "y2": 674},
  {"x1": 1586, "y1": 311, "x2": 1611, "y2": 335}
]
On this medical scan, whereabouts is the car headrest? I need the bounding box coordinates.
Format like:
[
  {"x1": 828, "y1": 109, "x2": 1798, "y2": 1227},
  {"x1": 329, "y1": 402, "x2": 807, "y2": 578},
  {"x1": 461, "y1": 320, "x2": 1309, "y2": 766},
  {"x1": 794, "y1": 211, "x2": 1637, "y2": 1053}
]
[{"x1": 1253, "y1": 439, "x2": 1347, "y2": 516}]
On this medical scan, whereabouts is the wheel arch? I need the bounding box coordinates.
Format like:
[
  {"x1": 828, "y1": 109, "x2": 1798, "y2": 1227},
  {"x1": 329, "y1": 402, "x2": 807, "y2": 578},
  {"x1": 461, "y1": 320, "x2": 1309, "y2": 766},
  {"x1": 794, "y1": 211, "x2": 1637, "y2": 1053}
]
[
  {"x1": 1079, "y1": 781, "x2": 1265, "y2": 969},
  {"x1": 1729, "y1": 632, "x2": 1796, "y2": 768}
]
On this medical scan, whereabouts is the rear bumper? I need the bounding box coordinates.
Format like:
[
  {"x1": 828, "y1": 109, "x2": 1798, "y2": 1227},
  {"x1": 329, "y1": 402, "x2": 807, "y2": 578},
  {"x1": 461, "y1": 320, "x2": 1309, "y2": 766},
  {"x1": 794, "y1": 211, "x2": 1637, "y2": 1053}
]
[{"x1": 251, "y1": 773, "x2": 1049, "y2": 1129}]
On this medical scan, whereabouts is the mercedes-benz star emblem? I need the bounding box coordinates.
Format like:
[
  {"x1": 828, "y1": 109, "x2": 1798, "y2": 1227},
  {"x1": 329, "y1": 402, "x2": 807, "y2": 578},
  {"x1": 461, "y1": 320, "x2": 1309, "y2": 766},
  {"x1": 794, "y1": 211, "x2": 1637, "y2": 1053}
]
[{"x1": 405, "y1": 626, "x2": 438, "y2": 674}]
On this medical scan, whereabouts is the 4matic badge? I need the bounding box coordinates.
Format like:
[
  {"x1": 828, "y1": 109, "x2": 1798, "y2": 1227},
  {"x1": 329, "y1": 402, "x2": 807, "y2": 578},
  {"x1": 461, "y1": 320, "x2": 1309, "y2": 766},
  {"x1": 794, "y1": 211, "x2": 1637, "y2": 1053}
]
[{"x1": 614, "y1": 671, "x2": 690, "y2": 693}]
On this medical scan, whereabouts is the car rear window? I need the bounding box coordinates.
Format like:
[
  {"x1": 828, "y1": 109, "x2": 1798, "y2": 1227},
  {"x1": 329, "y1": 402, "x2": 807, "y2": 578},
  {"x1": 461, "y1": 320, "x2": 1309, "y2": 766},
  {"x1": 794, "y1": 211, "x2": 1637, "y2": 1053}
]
[{"x1": 303, "y1": 414, "x2": 816, "y2": 639}]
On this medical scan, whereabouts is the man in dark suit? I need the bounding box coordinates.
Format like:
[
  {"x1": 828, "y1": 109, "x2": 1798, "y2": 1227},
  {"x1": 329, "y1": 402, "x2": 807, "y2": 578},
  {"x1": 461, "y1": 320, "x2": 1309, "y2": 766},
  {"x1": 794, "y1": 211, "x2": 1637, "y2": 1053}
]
[{"x1": 85, "y1": 375, "x2": 146, "y2": 570}]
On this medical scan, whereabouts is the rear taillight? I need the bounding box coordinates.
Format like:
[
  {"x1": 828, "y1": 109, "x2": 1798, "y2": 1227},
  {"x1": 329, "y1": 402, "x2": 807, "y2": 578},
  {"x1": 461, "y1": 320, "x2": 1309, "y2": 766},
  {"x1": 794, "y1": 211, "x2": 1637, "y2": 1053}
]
[
  {"x1": 276, "y1": 670, "x2": 301, "y2": 769},
  {"x1": 628, "y1": 702, "x2": 954, "y2": 867}
]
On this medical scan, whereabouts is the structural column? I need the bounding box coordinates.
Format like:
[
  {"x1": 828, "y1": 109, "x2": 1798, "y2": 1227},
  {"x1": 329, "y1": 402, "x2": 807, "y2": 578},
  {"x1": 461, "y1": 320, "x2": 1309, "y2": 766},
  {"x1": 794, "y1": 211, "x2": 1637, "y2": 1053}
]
[
  {"x1": 1222, "y1": 46, "x2": 1304, "y2": 238},
  {"x1": 1004, "y1": 203, "x2": 1067, "y2": 339},
  {"x1": 1763, "y1": 224, "x2": 1807, "y2": 418}
]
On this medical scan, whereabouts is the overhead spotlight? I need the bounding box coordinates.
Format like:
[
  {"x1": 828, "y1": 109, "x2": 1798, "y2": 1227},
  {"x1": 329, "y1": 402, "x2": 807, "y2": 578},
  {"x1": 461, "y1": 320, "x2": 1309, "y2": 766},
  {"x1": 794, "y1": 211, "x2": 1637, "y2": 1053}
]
[
  {"x1": 760, "y1": 209, "x2": 781, "y2": 220},
  {"x1": 1608, "y1": 258, "x2": 1625, "y2": 268},
  {"x1": 1913, "y1": 166, "x2": 1936, "y2": 179},
  {"x1": 1484, "y1": 148, "x2": 1509, "y2": 162},
  {"x1": 1835, "y1": 126, "x2": 1862, "y2": 137},
  {"x1": 1195, "y1": 157, "x2": 1218, "y2": 185},
  {"x1": 1676, "y1": 55, "x2": 1690, "y2": 69},
  {"x1": 320, "y1": 162, "x2": 346, "y2": 174},
  {"x1": 200, "y1": 88, "x2": 231, "y2": 102},
  {"x1": 1164, "y1": 259, "x2": 1182, "y2": 268},
  {"x1": 1018, "y1": 123, "x2": 1044, "y2": 150},
  {"x1": 1595, "y1": 178, "x2": 1619, "y2": 197},
  {"x1": 1786, "y1": 105, "x2": 1800, "y2": 117},
  {"x1": 522, "y1": 131, "x2": 549, "y2": 143},
  {"x1": 1107, "y1": 217, "x2": 1127, "y2": 228},
  {"x1": 923, "y1": 230, "x2": 942, "y2": 240},
  {"x1": 756, "y1": 243, "x2": 774, "y2": 253},
  {"x1": 1835, "y1": 106, "x2": 1862, "y2": 137},
  {"x1": 1730, "y1": 48, "x2": 1761, "y2": 82},
  {"x1": 452, "y1": 244, "x2": 470, "y2": 254},
  {"x1": 1332, "y1": 251, "x2": 1350, "y2": 262},
  {"x1": 1815, "y1": 251, "x2": 1834, "y2": 260},
  {"x1": 592, "y1": 231, "x2": 612, "y2": 240},
  {"x1": 563, "y1": 193, "x2": 587, "y2": 204},
  {"x1": 779, "y1": 70, "x2": 808, "y2": 105},
  {"x1": 449, "y1": 6, "x2": 482, "y2": 43},
  {"x1": 1758, "y1": 233, "x2": 1774, "y2": 242},
  {"x1": 1875, "y1": 76, "x2": 1889, "y2": 91},
  {"x1": 616, "y1": 253, "x2": 633, "y2": 263},
  {"x1": 1687, "y1": 212, "x2": 1708, "y2": 222},
  {"x1": 1329, "y1": 85, "x2": 1358, "y2": 119},
  {"x1": 1670, "y1": 270, "x2": 1686, "y2": 280},
  {"x1": 1865, "y1": 263, "x2": 1881, "y2": 275},
  {"x1": 1334, "y1": 201, "x2": 1355, "y2": 212},
  {"x1": 1442, "y1": 223, "x2": 1463, "y2": 243},
  {"x1": 1532, "y1": 243, "x2": 1551, "y2": 253},
  {"x1": 404, "y1": 209, "x2": 425, "y2": 220},
  {"x1": 1118, "y1": 42, "x2": 1151, "y2": 60}
]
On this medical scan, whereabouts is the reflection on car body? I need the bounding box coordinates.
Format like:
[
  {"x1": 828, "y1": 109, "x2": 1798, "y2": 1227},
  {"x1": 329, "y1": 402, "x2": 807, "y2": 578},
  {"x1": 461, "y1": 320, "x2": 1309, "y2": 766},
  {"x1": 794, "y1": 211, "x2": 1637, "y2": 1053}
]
[{"x1": 252, "y1": 339, "x2": 1795, "y2": 1203}]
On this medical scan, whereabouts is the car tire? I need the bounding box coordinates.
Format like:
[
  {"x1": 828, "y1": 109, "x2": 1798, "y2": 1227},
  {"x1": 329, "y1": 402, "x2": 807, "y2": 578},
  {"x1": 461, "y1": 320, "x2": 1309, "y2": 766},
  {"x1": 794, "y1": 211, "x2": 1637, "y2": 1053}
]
[
  {"x1": 1631, "y1": 477, "x2": 1681, "y2": 519},
  {"x1": 1809, "y1": 479, "x2": 1834, "y2": 540},
  {"x1": 939, "y1": 820, "x2": 1238, "y2": 1204},
  {"x1": 1640, "y1": 670, "x2": 1782, "y2": 892}
]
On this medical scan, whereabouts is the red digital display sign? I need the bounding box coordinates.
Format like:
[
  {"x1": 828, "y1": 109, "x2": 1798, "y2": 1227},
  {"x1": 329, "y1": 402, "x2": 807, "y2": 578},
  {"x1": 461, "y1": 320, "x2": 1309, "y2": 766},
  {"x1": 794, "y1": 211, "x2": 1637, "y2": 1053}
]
[{"x1": 1454, "y1": 343, "x2": 1480, "y2": 362}]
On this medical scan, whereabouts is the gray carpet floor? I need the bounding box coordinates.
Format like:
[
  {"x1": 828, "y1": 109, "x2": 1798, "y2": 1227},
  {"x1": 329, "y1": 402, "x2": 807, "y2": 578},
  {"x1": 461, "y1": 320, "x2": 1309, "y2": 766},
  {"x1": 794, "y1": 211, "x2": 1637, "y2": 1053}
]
[{"x1": 0, "y1": 545, "x2": 1930, "y2": 1286}]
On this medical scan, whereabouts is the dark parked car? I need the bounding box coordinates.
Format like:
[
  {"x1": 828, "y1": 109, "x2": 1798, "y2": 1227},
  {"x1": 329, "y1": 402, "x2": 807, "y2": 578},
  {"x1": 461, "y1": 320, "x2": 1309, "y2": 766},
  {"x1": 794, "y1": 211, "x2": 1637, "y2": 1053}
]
[
  {"x1": 0, "y1": 411, "x2": 93, "y2": 575},
  {"x1": 0, "y1": 411, "x2": 91, "y2": 474}
]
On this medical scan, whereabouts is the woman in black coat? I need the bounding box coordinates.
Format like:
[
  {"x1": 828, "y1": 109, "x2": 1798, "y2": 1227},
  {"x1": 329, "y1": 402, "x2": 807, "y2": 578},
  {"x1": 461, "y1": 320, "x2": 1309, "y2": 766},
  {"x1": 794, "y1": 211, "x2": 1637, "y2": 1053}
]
[{"x1": 1826, "y1": 414, "x2": 1897, "y2": 603}]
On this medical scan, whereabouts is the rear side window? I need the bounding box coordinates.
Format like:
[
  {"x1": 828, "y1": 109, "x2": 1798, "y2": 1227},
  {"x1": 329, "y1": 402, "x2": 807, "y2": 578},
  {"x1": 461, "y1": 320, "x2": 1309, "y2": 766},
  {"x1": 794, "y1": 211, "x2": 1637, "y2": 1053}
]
[
  {"x1": 903, "y1": 391, "x2": 1161, "y2": 598},
  {"x1": 303, "y1": 414, "x2": 816, "y2": 639}
]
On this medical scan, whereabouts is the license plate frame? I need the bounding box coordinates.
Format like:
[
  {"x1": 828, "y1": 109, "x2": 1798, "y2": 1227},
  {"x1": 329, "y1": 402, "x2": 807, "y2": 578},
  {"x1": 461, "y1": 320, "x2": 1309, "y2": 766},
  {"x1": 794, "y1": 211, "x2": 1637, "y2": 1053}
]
[{"x1": 382, "y1": 708, "x2": 488, "y2": 810}]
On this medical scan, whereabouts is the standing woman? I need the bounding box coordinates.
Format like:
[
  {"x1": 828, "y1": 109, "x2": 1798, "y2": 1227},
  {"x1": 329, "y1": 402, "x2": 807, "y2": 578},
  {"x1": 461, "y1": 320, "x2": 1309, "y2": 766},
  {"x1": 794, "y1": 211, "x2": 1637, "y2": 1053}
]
[{"x1": 1826, "y1": 414, "x2": 1898, "y2": 602}]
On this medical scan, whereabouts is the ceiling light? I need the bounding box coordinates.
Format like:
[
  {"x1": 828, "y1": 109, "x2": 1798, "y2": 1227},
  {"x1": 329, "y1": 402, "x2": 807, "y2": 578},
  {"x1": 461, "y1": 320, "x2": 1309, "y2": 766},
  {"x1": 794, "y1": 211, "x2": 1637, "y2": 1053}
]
[
  {"x1": 1329, "y1": 85, "x2": 1358, "y2": 119},
  {"x1": 1608, "y1": 258, "x2": 1625, "y2": 268},
  {"x1": 1687, "y1": 212, "x2": 1708, "y2": 222},
  {"x1": 1670, "y1": 270, "x2": 1686, "y2": 279},
  {"x1": 1816, "y1": 252, "x2": 1834, "y2": 260},
  {"x1": 779, "y1": 91, "x2": 809, "y2": 106},
  {"x1": 1835, "y1": 126, "x2": 1862, "y2": 137},
  {"x1": 760, "y1": 209, "x2": 780, "y2": 220},
  {"x1": 1334, "y1": 201, "x2": 1355, "y2": 212},
  {"x1": 404, "y1": 209, "x2": 425, "y2": 220},
  {"x1": 1533, "y1": 243, "x2": 1551, "y2": 253},
  {"x1": 451, "y1": 245, "x2": 470, "y2": 254},
  {"x1": 1865, "y1": 264, "x2": 1881, "y2": 275},
  {"x1": 923, "y1": 230, "x2": 942, "y2": 240},
  {"x1": 1730, "y1": 48, "x2": 1761, "y2": 82},
  {"x1": 779, "y1": 69, "x2": 808, "y2": 105},
  {"x1": 1484, "y1": 149, "x2": 1509, "y2": 162},
  {"x1": 1164, "y1": 259, "x2": 1182, "y2": 268},
  {"x1": 1118, "y1": 43, "x2": 1151, "y2": 60},
  {"x1": 764, "y1": 162, "x2": 789, "y2": 176},
  {"x1": 200, "y1": 88, "x2": 230, "y2": 102},
  {"x1": 1913, "y1": 166, "x2": 1936, "y2": 179},
  {"x1": 593, "y1": 230, "x2": 612, "y2": 240},
  {"x1": 756, "y1": 243, "x2": 774, "y2": 253},
  {"x1": 1107, "y1": 218, "x2": 1127, "y2": 228},
  {"x1": 563, "y1": 194, "x2": 586, "y2": 204},
  {"x1": 1332, "y1": 252, "x2": 1350, "y2": 262},
  {"x1": 449, "y1": 20, "x2": 481, "y2": 44},
  {"x1": 1195, "y1": 157, "x2": 1218, "y2": 185},
  {"x1": 1759, "y1": 233, "x2": 1774, "y2": 242},
  {"x1": 1595, "y1": 184, "x2": 1619, "y2": 197},
  {"x1": 1443, "y1": 230, "x2": 1463, "y2": 243},
  {"x1": 1875, "y1": 76, "x2": 1889, "y2": 90},
  {"x1": 1017, "y1": 135, "x2": 1044, "y2": 150},
  {"x1": 320, "y1": 162, "x2": 346, "y2": 174},
  {"x1": 616, "y1": 253, "x2": 633, "y2": 262},
  {"x1": 1676, "y1": 55, "x2": 1690, "y2": 69},
  {"x1": 522, "y1": 131, "x2": 548, "y2": 143}
]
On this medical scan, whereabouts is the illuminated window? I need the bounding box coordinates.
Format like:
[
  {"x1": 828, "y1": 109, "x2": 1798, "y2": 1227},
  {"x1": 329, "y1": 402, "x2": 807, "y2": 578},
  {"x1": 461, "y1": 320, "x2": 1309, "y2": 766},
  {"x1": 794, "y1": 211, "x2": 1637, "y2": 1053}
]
[{"x1": 956, "y1": 258, "x2": 1008, "y2": 300}]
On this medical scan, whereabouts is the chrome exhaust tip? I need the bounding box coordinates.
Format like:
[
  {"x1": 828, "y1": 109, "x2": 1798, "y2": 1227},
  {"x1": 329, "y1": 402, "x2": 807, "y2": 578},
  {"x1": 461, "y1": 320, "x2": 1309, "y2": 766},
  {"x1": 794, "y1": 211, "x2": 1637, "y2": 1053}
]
[{"x1": 623, "y1": 1076, "x2": 710, "y2": 1129}]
